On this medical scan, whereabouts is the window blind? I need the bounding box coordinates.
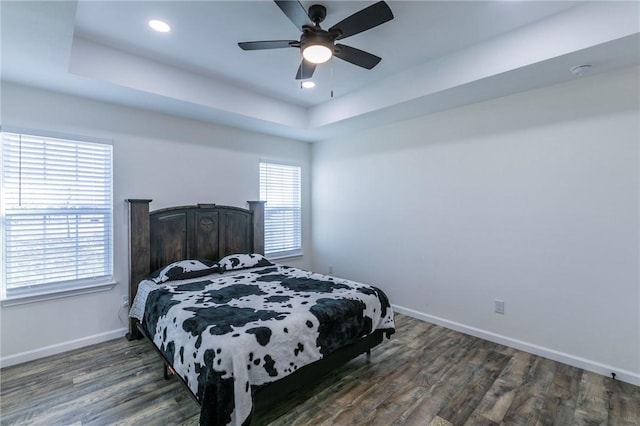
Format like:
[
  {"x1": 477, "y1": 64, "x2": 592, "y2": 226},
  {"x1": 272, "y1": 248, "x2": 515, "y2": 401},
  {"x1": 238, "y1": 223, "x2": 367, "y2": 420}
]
[
  {"x1": 1, "y1": 132, "x2": 113, "y2": 298},
  {"x1": 259, "y1": 162, "x2": 301, "y2": 257}
]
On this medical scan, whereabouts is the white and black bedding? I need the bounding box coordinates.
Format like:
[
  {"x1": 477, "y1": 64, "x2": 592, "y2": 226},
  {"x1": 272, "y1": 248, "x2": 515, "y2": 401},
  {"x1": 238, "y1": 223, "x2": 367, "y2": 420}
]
[{"x1": 130, "y1": 254, "x2": 395, "y2": 426}]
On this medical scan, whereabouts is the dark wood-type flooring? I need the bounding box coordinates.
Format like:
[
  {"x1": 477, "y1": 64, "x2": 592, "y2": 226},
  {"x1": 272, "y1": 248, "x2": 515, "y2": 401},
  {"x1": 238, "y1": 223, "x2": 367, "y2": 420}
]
[{"x1": 1, "y1": 314, "x2": 639, "y2": 425}]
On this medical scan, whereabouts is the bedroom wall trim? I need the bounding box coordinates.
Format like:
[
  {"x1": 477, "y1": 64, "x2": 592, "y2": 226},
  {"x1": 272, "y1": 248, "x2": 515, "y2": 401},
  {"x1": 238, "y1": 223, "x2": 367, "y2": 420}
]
[
  {"x1": 0, "y1": 327, "x2": 127, "y2": 368},
  {"x1": 1, "y1": 282, "x2": 116, "y2": 307},
  {"x1": 392, "y1": 304, "x2": 640, "y2": 386}
]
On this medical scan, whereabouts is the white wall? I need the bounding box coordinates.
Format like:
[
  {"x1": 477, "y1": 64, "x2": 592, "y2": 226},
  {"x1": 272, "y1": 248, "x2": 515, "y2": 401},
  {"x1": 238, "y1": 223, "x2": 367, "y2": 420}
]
[
  {"x1": 0, "y1": 83, "x2": 312, "y2": 365},
  {"x1": 311, "y1": 66, "x2": 640, "y2": 384}
]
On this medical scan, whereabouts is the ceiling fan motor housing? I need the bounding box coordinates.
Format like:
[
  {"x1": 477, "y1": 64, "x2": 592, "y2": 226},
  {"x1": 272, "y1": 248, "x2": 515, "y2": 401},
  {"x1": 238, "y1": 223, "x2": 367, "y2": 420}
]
[{"x1": 300, "y1": 29, "x2": 335, "y2": 53}]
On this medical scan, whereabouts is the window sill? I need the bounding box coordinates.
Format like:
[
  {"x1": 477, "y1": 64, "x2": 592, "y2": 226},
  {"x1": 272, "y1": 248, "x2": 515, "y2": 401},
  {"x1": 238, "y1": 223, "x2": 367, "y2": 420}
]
[
  {"x1": 268, "y1": 251, "x2": 304, "y2": 262},
  {"x1": 1, "y1": 281, "x2": 117, "y2": 307}
]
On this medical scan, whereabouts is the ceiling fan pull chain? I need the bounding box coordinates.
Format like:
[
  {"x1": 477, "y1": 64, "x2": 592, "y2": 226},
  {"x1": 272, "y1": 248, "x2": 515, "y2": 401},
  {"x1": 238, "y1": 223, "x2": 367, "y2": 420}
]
[
  {"x1": 330, "y1": 59, "x2": 334, "y2": 98},
  {"x1": 299, "y1": 49, "x2": 305, "y2": 90}
]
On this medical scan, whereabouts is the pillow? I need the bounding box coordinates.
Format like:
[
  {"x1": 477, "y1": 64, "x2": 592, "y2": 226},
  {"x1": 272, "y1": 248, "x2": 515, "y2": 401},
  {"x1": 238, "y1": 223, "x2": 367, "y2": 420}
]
[
  {"x1": 217, "y1": 253, "x2": 274, "y2": 272},
  {"x1": 148, "y1": 259, "x2": 220, "y2": 284}
]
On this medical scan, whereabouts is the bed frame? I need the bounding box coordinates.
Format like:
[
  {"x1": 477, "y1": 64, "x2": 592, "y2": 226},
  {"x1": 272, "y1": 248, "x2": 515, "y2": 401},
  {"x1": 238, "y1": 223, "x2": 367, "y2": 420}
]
[{"x1": 125, "y1": 199, "x2": 386, "y2": 422}]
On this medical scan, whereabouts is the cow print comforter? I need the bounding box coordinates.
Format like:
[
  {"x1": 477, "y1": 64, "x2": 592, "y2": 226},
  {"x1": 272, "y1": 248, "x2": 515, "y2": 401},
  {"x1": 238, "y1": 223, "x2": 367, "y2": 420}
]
[{"x1": 132, "y1": 262, "x2": 395, "y2": 425}]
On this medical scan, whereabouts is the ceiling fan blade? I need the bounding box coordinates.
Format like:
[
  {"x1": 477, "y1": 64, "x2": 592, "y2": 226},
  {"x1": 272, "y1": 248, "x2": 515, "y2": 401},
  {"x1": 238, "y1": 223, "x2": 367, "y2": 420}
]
[
  {"x1": 329, "y1": 1, "x2": 394, "y2": 40},
  {"x1": 295, "y1": 60, "x2": 316, "y2": 80},
  {"x1": 238, "y1": 40, "x2": 297, "y2": 50},
  {"x1": 274, "y1": 1, "x2": 310, "y2": 30},
  {"x1": 334, "y1": 44, "x2": 381, "y2": 69}
]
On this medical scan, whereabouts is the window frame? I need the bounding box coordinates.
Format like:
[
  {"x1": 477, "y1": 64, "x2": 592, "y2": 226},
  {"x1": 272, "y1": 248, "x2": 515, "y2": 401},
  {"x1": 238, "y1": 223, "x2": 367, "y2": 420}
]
[
  {"x1": 1, "y1": 127, "x2": 115, "y2": 305},
  {"x1": 259, "y1": 160, "x2": 303, "y2": 259}
]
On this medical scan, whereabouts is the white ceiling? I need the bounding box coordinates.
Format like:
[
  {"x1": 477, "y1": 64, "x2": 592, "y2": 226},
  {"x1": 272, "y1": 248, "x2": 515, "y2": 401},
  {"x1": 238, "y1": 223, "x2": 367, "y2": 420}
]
[{"x1": 2, "y1": 1, "x2": 639, "y2": 142}]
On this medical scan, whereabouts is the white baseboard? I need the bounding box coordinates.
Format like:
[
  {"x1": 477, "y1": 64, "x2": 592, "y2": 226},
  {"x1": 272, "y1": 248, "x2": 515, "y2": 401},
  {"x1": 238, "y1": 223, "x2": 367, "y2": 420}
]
[
  {"x1": 3, "y1": 309, "x2": 639, "y2": 387},
  {"x1": 0, "y1": 328, "x2": 128, "y2": 369},
  {"x1": 392, "y1": 304, "x2": 640, "y2": 387}
]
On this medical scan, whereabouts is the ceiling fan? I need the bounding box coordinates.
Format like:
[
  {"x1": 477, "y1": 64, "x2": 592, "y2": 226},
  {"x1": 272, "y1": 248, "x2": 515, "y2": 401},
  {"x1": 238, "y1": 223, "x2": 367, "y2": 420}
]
[{"x1": 238, "y1": 1, "x2": 394, "y2": 80}]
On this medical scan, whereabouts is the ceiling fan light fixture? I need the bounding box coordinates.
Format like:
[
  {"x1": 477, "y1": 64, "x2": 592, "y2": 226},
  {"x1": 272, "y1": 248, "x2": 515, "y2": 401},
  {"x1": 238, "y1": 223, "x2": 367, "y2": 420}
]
[{"x1": 302, "y1": 44, "x2": 332, "y2": 64}]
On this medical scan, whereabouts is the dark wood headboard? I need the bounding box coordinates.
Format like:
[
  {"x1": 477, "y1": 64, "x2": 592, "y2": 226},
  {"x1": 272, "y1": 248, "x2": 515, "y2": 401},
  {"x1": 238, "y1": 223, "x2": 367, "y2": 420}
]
[{"x1": 125, "y1": 199, "x2": 265, "y2": 339}]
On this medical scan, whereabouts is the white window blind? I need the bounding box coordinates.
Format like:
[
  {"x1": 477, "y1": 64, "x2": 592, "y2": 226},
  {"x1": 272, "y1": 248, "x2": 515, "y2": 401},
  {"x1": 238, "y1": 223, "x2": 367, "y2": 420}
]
[
  {"x1": 1, "y1": 131, "x2": 113, "y2": 299},
  {"x1": 259, "y1": 162, "x2": 301, "y2": 258}
]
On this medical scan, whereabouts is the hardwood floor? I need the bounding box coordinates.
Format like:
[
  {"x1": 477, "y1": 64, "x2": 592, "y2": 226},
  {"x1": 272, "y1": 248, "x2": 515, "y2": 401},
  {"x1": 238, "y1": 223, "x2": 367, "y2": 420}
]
[{"x1": 1, "y1": 314, "x2": 638, "y2": 425}]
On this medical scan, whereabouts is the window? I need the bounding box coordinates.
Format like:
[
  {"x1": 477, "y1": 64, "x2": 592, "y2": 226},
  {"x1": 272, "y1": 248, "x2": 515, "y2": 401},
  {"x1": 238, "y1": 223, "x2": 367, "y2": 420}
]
[
  {"x1": 259, "y1": 162, "x2": 301, "y2": 258},
  {"x1": 1, "y1": 131, "x2": 113, "y2": 301}
]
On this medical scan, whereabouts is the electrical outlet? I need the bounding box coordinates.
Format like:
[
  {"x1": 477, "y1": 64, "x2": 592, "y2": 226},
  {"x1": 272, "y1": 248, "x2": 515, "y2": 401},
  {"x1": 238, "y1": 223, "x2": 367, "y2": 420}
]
[
  {"x1": 121, "y1": 295, "x2": 129, "y2": 308},
  {"x1": 494, "y1": 299, "x2": 505, "y2": 314}
]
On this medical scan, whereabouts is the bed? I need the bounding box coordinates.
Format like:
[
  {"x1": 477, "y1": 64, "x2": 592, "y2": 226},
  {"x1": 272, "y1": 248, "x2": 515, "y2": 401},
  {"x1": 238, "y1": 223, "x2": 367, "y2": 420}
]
[{"x1": 125, "y1": 200, "x2": 395, "y2": 425}]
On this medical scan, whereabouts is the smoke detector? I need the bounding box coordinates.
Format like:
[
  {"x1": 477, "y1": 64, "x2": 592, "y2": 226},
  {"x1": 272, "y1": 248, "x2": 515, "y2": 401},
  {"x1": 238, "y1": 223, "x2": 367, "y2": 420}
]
[{"x1": 570, "y1": 64, "x2": 593, "y2": 77}]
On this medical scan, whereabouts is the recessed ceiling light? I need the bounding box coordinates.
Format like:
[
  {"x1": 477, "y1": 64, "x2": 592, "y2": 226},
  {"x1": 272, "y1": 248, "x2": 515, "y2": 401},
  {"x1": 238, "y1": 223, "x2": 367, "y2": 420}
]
[
  {"x1": 149, "y1": 19, "x2": 171, "y2": 33},
  {"x1": 301, "y1": 81, "x2": 316, "y2": 89}
]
